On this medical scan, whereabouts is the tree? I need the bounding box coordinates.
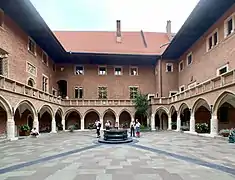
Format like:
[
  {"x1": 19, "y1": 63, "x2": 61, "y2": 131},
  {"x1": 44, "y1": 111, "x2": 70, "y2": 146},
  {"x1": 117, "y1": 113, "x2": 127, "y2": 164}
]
[{"x1": 133, "y1": 92, "x2": 149, "y2": 126}]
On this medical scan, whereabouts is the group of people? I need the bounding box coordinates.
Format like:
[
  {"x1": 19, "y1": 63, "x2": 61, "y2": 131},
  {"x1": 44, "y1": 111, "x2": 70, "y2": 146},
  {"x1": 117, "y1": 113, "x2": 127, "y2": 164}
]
[
  {"x1": 130, "y1": 119, "x2": 141, "y2": 138},
  {"x1": 95, "y1": 119, "x2": 141, "y2": 138}
]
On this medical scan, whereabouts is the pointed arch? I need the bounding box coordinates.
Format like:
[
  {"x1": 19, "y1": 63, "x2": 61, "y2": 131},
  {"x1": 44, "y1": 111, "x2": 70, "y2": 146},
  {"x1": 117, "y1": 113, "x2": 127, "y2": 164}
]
[
  {"x1": 38, "y1": 104, "x2": 54, "y2": 117},
  {"x1": 169, "y1": 105, "x2": 177, "y2": 116},
  {"x1": 155, "y1": 106, "x2": 169, "y2": 115},
  {"x1": 118, "y1": 108, "x2": 133, "y2": 118},
  {"x1": 213, "y1": 91, "x2": 235, "y2": 114},
  {"x1": 84, "y1": 109, "x2": 101, "y2": 119},
  {"x1": 178, "y1": 103, "x2": 190, "y2": 114},
  {"x1": 64, "y1": 109, "x2": 82, "y2": 119},
  {"x1": 55, "y1": 107, "x2": 63, "y2": 117},
  {"x1": 102, "y1": 108, "x2": 117, "y2": 119},
  {"x1": 15, "y1": 100, "x2": 36, "y2": 118},
  {"x1": 0, "y1": 95, "x2": 12, "y2": 117},
  {"x1": 192, "y1": 98, "x2": 210, "y2": 114}
]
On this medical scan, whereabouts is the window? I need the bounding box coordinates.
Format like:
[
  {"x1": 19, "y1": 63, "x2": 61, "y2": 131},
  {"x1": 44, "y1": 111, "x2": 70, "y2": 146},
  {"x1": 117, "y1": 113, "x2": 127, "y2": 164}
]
[
  {"x1": 98, "y1": 87, "x2": 107, "y2": 99},
  {"x1": 207, "y1": 30, "x2": 218, "y2": 51},
  {"x1": 27, "y1": 78, "x2": 35, "y2": 87},
  {"x1": 166, "y1": 63, "x2": 173, "y2": 72},
  {"x1": 98, "y1": 66, "x2": 107, "y2": 75},
  {"x1": 224, "y1": 15, "x2": 235, "y2": 37},
  {"x1": 114, "y1": 67, "x2": 122, "y2": 75},
  {"x1": 26, "y1": 62, "x2": 37, "y2": 76},
  {"x1": 75, "y1": 87, "x2": 83, "y2": 98},
  {"x1": 217, "y1": 64, "x2": 228, "y2": 76},
  {"x1": 75, "y1": 65, "x2": 84, "y2": 75},
  {"x1": 28, "y1": 37, "x2": 36, "y2": 55},
  {"x1": 52, "y1": 88, "x2": 57, "y2": 96},
  {"x1": 0, "y1": 9, "x2": 4, "y2": 27},
  {"x1": 179, "y1": 61, "x2": 184, "y2": 72},
  {"x1": 130, "y1": 66, "x2": 138, "y2": 75},
  {"x1": 179, "y1": 85, "x2": 185, "y2": 92},
  {"x1": 0, "y1": 58, "x2": 3, "y2": 75},
  {"x1": 129, "y1": 86, "x2": 138, "y2": 99},
  {"x1": 42, "y1": 51, "x2": 48, "y2": 65},
  {"x1": 187, "y1": 53, "x2": 193, "y2": 65},
  {"x1": 42, "y1": 75, "x2": 48, "y2": 92},
  {"x1": 169, "y1": 91, "x2": 177, "y2": 97}
]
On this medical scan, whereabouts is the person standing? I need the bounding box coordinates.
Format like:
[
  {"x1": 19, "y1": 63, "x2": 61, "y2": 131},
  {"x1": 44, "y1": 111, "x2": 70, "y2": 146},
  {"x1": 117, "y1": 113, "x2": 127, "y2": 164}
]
[
  {"x1": 130, "y1": 120, "x2": 135, "y2": 137},
  {"x1": 95, "y1": 119, "x2": 101, "y2": 138},
  {"x1": 135, "y1": 119, "x2": 141, "y2": 138},
  {"x1": 105, "y1": 120, "x2": 111, "y2": 130}
]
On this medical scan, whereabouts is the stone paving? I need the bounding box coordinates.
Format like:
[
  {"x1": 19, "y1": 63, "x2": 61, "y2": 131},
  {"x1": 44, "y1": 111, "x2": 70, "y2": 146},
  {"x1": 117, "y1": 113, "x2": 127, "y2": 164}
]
[{"x1": 0, "y1": 131, "x2": 234, "y2": 180}]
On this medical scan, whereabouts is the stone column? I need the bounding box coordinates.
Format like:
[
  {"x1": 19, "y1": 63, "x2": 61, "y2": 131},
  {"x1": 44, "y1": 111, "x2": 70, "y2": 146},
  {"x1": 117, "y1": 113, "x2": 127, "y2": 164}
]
[
  {"x1": 62, "y1": 119, "x2": 65, "y2": 131},
  {"x1": 51, "y1": 118, "x2": 57, "y2": 133},
  {"x1": 100, "y1": 118, "x2": 104, "y2": 130},
  {"x1": 7, "y1": 116, "x2": 15, "y2": 140},
  {"x1": 81, "y1": 117, "x2": 84, "y2": 130},
  {"x1": 189, "y1": 115, "x2": 195, "y2": 133},
  {"x1": 210, "y1": 115, "x2": 218, "y2": 136},
  {"x1": 151, "y1": 113, "x2": 155, "y2": 131},
  {"x1": 176, "y1": 115, "x2": 181, "y2": 131},
  {"x1": 116, "y1": 117, "x2": 119, "y2": 128},
  {"x1": 33, "y1": 117, "x2": 39, "y2": 132},
  {"x1": 168, "y1": 116, "x2": 172, "y2": 130}
]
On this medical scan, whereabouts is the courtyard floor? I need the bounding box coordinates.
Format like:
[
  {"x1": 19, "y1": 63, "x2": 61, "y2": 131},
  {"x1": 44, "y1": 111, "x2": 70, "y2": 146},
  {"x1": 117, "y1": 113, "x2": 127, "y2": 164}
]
[{"x1": 0, "y1": 131, "x2": 235, "y2": 180}]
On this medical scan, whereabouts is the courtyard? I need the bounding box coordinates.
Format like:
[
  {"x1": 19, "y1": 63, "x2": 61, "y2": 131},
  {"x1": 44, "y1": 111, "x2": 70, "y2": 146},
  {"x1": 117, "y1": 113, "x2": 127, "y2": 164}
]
[{"x1": 0, "y1": 131, "x2": 234, "y2": 180}]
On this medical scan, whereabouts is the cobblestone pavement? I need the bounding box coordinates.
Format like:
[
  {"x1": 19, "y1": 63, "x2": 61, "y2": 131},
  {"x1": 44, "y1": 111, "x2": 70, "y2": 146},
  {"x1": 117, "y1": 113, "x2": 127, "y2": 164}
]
[{"x1": 0, "y1": 131, "x2": 234, "y2": 180}]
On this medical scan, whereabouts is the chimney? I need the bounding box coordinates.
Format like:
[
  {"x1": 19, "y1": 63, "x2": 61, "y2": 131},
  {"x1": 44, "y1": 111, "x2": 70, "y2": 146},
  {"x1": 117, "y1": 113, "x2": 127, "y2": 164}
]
[
  {"x1": 116, "y1": 20, "x2": 122, "y2": 43},
  {"x1": 166, "y1": 20, "x2": 173, "y2": 41}
]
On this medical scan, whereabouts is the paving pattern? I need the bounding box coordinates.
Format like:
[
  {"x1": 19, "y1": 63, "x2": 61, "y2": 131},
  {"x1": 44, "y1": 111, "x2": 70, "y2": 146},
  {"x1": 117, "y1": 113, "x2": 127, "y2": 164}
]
[{"x1": 0, "y1": 131, "x2": 235, "y2": 180}]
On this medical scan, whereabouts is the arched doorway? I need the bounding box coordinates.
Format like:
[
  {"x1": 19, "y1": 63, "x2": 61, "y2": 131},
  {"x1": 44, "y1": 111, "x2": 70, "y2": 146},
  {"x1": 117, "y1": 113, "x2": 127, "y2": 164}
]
[
  {"x1": 14, "y1": 100, "x2": 36, "y2": 136},
  {"x1": 0, "y1": 106, "x2": 7, "y2": 136},
  {"x1": 55, "y1": 109, "x2": 63, "y2": 131},
  {"x1": 119, "y1": 110, "x2": 132, "y2": 128},
  {"x1": 193, "y1": 98, "x2": 211, "y2": 133},
  {"x1": 179, "y1": 103, "x2": 190, "y2": 131},
  {"x1": 170, "y1": 106, "x2": 177, "y2": 130},
  {"x1": 84, "y1": 110, "x2": 100, "y2": 129},
  {"x1": 38, "y1": 105, "x2": 53, "y2": 133},
  {"x1": 103, "y1": 109, "x2": 116, "y2": 128},
  {"x1": 57, "y1": 80, "x2": 67, "y2": 98},
  {"x1": 65, "y1": 110, "x2": 81, "y2": 130},
  {"x1": 214, "y1": 92, "x2": 235, "y2": 131},
  {"x1": 155, "y1": 108, "x2": 168, "y2": 130}
]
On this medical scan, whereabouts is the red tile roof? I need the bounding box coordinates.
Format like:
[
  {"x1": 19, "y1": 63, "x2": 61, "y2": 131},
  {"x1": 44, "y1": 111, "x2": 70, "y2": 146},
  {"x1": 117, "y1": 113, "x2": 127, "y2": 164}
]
[{"x1": 53, "y1": 31, "x2": 170, "y2": 55}]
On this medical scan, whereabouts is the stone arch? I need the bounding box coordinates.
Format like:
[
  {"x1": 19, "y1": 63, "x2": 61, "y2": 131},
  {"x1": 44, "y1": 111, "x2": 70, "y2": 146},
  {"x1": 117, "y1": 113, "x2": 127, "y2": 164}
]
[
  {"x1": 119, "y1": 110, "x2": 132, "y2": 128},
  {"x1": 155, "y1": 106, "x2": 169, "y2": 130},
  {"x1": 55, "y1": 108, "x2": 63, "y2": 131},
  {"x1": 14, "y1": 100, "x2": 37, "y2": 136},
  {"x1": 84, "y1": 109, "x2": 100, "y2": 129},
  {"x1": 27, "y1": 77, "x2": 36, "y2": 87},
  {"x1": 213, "y1": 91, "x2": 235, "y2": 131},
  {"x1": 169, "y1": 105, "x2": 177, "y2": 130},
  {"x1": 14, "y1": 100, "x2": 36, "y2": 118},
  {"x1": 178, "y1": 103, "x2": 190, "y2": 129},
  {"x1": 102, "y1": 108, "x2": 116, "y2": 128},
  {"x1": 118, "y1": 109, "x2": 133, "y2": 118},
  {"x1": 192, "y1": 98, "x2": 211, "y2": 133},
  {"x1": 64, "y1": 109, "x2": 81, "y2": 130},
  {"x1": 38, "y1": 104, "x2": 54, "y2": 117},
  {"x1": 0, "y1": 95, "x2": 12, "y2": 136},
  {"x1": 38, "y1": 105, "x2": 54, "y2": 133}
]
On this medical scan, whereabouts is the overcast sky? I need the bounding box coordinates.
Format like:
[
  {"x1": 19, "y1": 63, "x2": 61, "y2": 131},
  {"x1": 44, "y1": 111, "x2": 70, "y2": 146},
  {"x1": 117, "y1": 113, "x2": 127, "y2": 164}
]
[{"x1": 30, "y1": 0, "x2": 199, "y2": 33}]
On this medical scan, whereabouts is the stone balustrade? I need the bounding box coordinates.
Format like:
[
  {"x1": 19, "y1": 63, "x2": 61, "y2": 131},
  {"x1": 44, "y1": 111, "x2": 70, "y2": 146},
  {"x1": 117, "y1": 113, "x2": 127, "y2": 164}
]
[{"x1": 0, "y1": 75, "x2": 61, "y2": 104}]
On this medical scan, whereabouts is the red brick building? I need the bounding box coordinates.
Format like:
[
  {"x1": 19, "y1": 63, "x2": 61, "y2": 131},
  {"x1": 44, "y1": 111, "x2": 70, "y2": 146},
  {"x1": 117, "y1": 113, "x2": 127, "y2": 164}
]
[{"x1": 0, "y1": 0, "x2": 235, "y2": 140}]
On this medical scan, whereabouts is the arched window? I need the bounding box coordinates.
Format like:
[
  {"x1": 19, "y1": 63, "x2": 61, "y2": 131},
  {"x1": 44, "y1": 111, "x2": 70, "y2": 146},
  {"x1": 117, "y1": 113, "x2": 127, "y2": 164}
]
[{"x1": 28, "y1": 78, "x2": 35, "y2": 87}]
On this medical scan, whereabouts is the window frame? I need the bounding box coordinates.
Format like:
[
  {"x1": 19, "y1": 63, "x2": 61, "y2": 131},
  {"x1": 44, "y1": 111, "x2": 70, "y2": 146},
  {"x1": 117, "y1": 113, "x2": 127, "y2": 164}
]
[
  {"x1": 26, "y1": 61, "x2": 37, "y2": 77},
  {"x1": 42, "y1": 51, "x2": 48, "y2": 66},
  {"x1": 74, "y1": 65, "x2": 84, "y2": 75},
  {"x1": 114, "y1": 66, "x2": 123, "y2": 76},
  {"x1": 129, "y1": 86, "x2": 139, "y2": 99},
  {"x1": 179, "y1": 61, "x2": 184, "y2": 72},
  {"x1": 129, "y1": 66, "x2": 138, "y2": 76},
  {"x1": 186, "y1": 52, "x2": 193, "y2": 66},
  {"x1": 169, "y1": 91, "x2": 178, "y2": 97},
  {"x1": 224, "y1": 13, "x2": 235, "y2": 38},
  {"x1": 166, "y1": 63, "x2": 173, "y2": 72},
  {"x1": 42, "y1": 74, "x2": 49, "y2": 92},
  {"x1": 98, "y1": 86, "x2": 108, "y2": 99},
  {"x1": 52, "y1": 88, "x2": 57, "y2": 96},
  {"x1": 179, "y1": 85, "x2": 185, "y2": 92},
  {"x1": 74, "y1": 86, "x2": 84, "y2": 99},
  {"x1": 216, "y1": 64, "x2": 229, "y2": 76},
  {"x1": 98, "y1": 66, "x2": 107, "y2": 75},
  {"x1": 28, "y1": 37, "x2": 37, "y2": 56},
  {"x1": 206, "y1": 29, "x2": 219, "y2": 51}
]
